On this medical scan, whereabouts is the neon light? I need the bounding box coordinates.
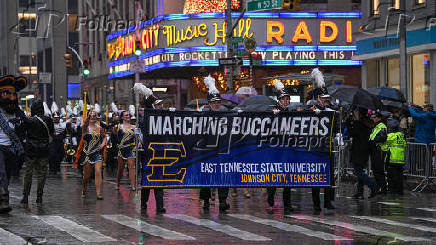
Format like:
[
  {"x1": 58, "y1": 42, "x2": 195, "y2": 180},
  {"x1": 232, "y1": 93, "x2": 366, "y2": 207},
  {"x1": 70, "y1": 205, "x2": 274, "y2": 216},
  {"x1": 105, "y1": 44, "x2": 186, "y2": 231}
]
[
  {"x1": 318, "y1": 45, "x2": 356, "y2": 51},
  {"x1": 107, "y1": 12, "x2": 362, "y2": 41},
  {"x1": 318, "y1": 60, "x2": 362, "y2": 66},
  {"x1": 293, "y1": 46, "x2": 317, "y2": 51},
  {"x1": 267, "y1": 21, "x2": 285, "y2": 44}
]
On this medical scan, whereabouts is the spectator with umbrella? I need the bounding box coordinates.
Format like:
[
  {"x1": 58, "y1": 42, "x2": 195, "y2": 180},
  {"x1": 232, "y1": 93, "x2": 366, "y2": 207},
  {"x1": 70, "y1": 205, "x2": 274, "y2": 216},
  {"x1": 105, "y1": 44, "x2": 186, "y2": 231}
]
[{"x1": 408, "y1": 104, "x2": 436, "y2": 145}]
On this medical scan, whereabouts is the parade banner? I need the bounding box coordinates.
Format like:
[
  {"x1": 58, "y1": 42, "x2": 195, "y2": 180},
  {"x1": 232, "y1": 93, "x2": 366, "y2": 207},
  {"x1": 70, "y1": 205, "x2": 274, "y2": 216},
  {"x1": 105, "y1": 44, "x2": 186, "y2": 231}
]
[{"x1": 140, "y1": 110, "x2": 335, "y2": 188}]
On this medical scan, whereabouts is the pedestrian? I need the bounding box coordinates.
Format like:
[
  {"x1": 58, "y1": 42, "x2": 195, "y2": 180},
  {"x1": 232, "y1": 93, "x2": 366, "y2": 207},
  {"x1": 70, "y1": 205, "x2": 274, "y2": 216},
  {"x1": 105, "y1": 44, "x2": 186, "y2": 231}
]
[
  {"x1": 199, "y1": 75, "x2": 230, "y2": 212},
  {"x1": 369, "y1": 110, "x2": 388, "y2": 194},
  {"x1": 385, "y1": 119, "x2": 406, "y2": 195},
  {"x1": 20, "y1": 99, "x2": 54, "y2": 204},
  {"x1": 409, "y1": 104, "x2": 436, "y2": 144},
  {"x1": 133, "y1": 83, "x2": 166, "y2": 213},
  {"x1": 346, "y1": 108, "x2": 377, "y2": 199},
  {"x1": 267, "y1": 80, "x2": 293, "y2": 213},
  {"x1": 81, "y1": 109, "x2": 106, "y2": 200},
  {"x1": 115, "y1": 110, "x2": 137, "y2": 191},
  {"x1": 0, "y1": 75, "x2": 26, "y2": 213}
]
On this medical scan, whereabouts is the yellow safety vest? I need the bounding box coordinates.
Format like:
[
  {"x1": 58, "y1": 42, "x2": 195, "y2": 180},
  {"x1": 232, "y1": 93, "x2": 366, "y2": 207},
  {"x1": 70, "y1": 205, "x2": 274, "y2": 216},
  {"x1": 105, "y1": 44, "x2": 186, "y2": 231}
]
[
  {"x1": 386, "y1": 132, "x2": 406, "y2": 165},
  {"x1": 369, "y1": 122, "x2": 388, "y2": 151}
]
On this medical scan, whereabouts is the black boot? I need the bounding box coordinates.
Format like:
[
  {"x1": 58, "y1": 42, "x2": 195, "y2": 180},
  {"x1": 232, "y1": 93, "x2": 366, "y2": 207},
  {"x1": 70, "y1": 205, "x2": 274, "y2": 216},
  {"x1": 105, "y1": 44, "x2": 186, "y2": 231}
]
[
  {"x1": 0, "y1": 188, "x2": 12, "y2": 214},
  {"x1": 36, "y1": 196, "x2": 42, "y2": 203},
  {"x1": 219, "y1": 202, "x2": 230, "y2": 211},
  {"x1": 20, "y1": 195, "x2": 28, "y2": 204},
  {"x1": 352, "y1": 193, "x2": 364, "y2": 199},
  {"x1": 324, "y1": 202, "x2": 335, "y2": 210}
]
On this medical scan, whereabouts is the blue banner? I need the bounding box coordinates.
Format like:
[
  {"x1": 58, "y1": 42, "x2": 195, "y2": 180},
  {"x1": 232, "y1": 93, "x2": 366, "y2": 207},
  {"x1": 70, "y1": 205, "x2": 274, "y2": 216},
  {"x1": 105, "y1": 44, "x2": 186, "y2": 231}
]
[{"x1": 140, "y1": 110, "x2": 335, "y2": 188}]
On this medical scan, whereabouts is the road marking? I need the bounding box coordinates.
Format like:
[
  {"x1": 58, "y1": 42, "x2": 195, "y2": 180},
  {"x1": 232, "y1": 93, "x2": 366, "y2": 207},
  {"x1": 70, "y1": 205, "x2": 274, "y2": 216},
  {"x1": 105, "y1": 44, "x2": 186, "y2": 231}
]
[
  {"x1": 229, "y1": 214, "x2": 350, "y2": 241},
  {"x1": 0, "y1": 228, "x2": 29, "y2": 245},
  {"x1": 33, "y1": 215, "x2": 116, "y2": 243},
  {"x1": 165, "y1": 214, "x2": 271, "y2": 241},
  {"x1": 410, "y1": 217, "x2": 436, "y2": 223},
  {"x1": 378, "y1": 202, "x2": 400, "y2": 206},
  {"x1": 288, "y1": 215, "x2": 429, "y2": 242},
  {"x1": 352, "y1": 216, "x2": 436, "y2": 233},
  {"x1": 102, "y1": 214, "x2": 195, "y2": 240},
  {"x1": 417, "y1": 208, "x2": 436, "y2": 212}
]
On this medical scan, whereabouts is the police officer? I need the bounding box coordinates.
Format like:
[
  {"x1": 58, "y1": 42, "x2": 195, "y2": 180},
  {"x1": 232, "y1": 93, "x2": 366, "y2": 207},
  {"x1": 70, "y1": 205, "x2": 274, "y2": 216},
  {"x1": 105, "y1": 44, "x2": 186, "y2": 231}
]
[
  {"x1": 200, "y1": 75, "x2": 230, "y2": 212},
  {"x1": 369, "y1": 110, "x2": 388, "y2": 194},
  {"x1": 385, "y1": 119, "x2": 406, "y2": 195},
  {"x1": 310, "y1": 87, "x2": 335, "y2": 212},
  {"x1": 267, "y1": 80, "x2": 293, "y2": 213}
]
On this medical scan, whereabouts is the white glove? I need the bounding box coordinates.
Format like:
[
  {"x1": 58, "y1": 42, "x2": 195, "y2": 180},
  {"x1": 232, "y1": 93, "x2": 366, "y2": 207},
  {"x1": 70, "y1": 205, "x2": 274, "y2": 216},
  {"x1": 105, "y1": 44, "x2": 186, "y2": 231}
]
[
  {"x1": 273, "y1": 109, "x2": 280, "y2": 115},
  {"x1": 314, "y1": 109, "x2": 321, "y2": 114},
  {"x1": 169, "y1": 107, "x2": 176, "y2": 112}
]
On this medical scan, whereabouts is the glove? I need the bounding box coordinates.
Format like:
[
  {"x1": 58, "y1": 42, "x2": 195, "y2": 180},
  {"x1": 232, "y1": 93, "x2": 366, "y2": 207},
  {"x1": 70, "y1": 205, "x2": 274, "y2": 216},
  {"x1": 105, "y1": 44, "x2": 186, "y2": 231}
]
[
  {"x1": 314, "y1": 109, "x2": 321, "y2": 114},
  {"x1": 273, "y1": 109, "x2": 280, "y2": 115},
  {"x1": 169, "y1": 107, "x2": 176, "y2": 112}
]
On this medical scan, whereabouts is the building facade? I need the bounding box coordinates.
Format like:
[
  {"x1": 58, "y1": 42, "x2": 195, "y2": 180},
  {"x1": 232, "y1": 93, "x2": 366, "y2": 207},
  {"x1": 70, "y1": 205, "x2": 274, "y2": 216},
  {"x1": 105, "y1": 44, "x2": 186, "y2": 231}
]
[{"x1": 354, "y1": 0, "x2": 436, "y2": 106}]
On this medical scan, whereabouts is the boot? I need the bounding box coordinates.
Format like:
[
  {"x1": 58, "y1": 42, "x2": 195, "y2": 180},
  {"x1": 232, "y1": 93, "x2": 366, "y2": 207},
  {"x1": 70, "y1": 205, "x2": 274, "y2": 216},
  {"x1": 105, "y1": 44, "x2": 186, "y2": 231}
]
[
  {"x1": 352, "y1": 193, "x2": 364, "y2": 199},
  {"x1": 219, "y1": 202, "x2": 230, "y2": 211},
  {"x1": 0, "y1": 188, "x2": 12, "y2": 214},
  {"x1": 20, "y1": 195, "x2": 28, "y2": 204},
  {"x1": 36, "y1": 196, "x2": 42, "y2": 203}
]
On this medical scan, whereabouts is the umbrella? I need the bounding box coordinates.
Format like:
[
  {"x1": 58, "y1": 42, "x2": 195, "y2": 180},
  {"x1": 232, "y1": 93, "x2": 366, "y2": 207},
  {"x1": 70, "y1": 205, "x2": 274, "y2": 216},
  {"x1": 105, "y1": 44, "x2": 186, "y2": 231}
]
[
  {"x1": 367, "y1": 87, "x2": 406, "y2": 103},
  {"x1": 235, "y1": 95, "x2": 276, "y2": 112},
  {"x1": 330, "y1": 87, "x2": 383, "y2": 110},
  {"x1": 327, "y1": 85, "x2": 357, "y2": 95},
  {"x1": 221, "y1": 94, "x2": 243, "y2": 104},
  {"x1": 185, "y1": 98, "x2": 208, "y2": 109},
  {"x1": 236, "y1": 86, "x2": 257, "y2": 96}
]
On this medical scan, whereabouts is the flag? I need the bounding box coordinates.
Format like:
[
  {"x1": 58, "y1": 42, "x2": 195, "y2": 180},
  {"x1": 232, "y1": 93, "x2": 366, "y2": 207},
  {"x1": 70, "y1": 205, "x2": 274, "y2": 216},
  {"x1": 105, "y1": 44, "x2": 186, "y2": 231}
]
[{"x1": 73, "y1": 92, "x2": 88, "y2": 168}]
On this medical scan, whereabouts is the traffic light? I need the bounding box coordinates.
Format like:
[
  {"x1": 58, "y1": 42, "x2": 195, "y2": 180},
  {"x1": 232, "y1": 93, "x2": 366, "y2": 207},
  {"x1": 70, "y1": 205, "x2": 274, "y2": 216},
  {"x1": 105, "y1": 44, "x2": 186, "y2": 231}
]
[
  {"x1": 83, "y1": 58, "x2": 90, "y2": 76},
  {"x1": 134, "y1": 40, "x2": 142, "y2": 56},
  {"x1": 64, "y1": 53, "x2": 72, "y2": 68},
  {"x1": 282, "y1": 0, "x2": 300, "y2": 11}
]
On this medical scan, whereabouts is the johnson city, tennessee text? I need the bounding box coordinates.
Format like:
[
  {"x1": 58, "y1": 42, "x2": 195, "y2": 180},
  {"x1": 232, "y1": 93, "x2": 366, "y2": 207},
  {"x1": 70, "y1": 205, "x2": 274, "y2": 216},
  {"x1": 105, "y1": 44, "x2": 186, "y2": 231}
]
[{"x1": 201, "y1": 162, "x2": 329, "y2": 184}]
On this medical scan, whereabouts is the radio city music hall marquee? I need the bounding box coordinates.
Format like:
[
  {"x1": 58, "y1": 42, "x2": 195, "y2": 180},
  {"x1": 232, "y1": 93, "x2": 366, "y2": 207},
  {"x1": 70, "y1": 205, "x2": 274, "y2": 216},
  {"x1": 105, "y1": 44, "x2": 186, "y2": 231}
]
[{"x1": 106, "y1": 12, "x2": 361, "y2": 79}]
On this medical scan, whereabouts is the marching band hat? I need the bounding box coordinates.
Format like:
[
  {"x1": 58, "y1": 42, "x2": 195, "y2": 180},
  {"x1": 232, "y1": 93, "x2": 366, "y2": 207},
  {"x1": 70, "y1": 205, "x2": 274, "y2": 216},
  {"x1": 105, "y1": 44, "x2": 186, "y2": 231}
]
[
  {"x1": 144, "y1": 94, "x2": 163, "y2": 109},
  {"x1": 273, "y1": 80, "x2": 290, "y2": 99},
  {"x1": 0, "y1": 75, "x2": 27, "y2": 91},
  {"x1": 204, "y1": 75, "x2": 221, "y2": 102},
  {"x1": 312, "y1": 87, "x2": 330, "y2": 99}
]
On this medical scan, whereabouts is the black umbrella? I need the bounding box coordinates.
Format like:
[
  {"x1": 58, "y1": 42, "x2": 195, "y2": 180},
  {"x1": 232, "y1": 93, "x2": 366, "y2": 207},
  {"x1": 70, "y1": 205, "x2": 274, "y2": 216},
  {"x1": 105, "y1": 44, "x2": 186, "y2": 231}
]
[
  {"x1": 236, "y1": 95, "x2": 276, "y2": 112},
  {"x1": 330, "y1": 87, "x2": 383, "y2": 110},
  {"x1": 327, "y1": 85, "x2": 357, "y2": 95},
  {"x1": 185, "y1": 99, "x2": 208, "y2": 109},
  {"x1": 367, "y1": 87, "x2": 406, "y2": 103}
]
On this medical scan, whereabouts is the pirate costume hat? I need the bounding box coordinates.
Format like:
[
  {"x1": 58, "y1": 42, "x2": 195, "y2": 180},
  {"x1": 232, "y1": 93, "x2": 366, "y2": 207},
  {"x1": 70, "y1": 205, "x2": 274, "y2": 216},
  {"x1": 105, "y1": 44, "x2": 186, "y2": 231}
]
[
  {"x1": 204, "y1": 75, "x2": 221, "y2": 102},
  {"x1": 273, "y1": 80, "x2": 289, "y2": 99},
  {"x1": 0, "y1": 75, "x2": 27, "y2": 91}
]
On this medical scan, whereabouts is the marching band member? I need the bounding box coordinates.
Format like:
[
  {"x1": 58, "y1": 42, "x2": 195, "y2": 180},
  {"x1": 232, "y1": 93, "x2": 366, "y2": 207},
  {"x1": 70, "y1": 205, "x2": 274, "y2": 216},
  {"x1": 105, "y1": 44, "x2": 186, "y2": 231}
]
[
  {"x1": 81, "y1": 109, "x2": 106, "y2": 200},
  {"x1": 49, "y1": 102, "x2": 66, "y2": 174},
  {"x1": 267, "y1": 80, "x2": 294, "y2": 213},
  {"x1": 134, "y1": 83, "x2": 166, "y2": 213},
  {"x1": 115, "y1": 109, "x2": 137, "y2": 191},
  {"x1": 199, "y1": 75, "x2": 230, "y2": 212}
]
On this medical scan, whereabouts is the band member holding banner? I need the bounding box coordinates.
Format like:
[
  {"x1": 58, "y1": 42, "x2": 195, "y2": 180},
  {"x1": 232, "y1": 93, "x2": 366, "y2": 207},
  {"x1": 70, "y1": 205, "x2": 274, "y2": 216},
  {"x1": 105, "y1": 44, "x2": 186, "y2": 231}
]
[
  {"x1": 116, "y1": 110, "x2": 137, "y2": 191},
  {"x1": 309, "y1": 69, "x2": 335, "y2": 212},
  {"x1": 199, "y1": 75, "x2": 230, "y2": 212},
  {"x1": 268, "y1": 80, "x2": 293, "y2": 213},
  {"x1": 133, "y1": 83, "x2": 166, "y2": 213},
  {"x1": 81, "y1": 109, "x2": 106, "y2": 200}
]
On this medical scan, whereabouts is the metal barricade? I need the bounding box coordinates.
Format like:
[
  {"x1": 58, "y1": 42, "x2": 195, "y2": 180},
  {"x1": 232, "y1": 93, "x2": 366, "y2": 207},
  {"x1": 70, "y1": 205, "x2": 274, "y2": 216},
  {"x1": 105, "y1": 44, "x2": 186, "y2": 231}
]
[
  {"x1": 334, "y1": 139, "x2": 353, "y2": 187},
  {"x1": 405, "y1": 142, "x2": 436, "y2": 192}
]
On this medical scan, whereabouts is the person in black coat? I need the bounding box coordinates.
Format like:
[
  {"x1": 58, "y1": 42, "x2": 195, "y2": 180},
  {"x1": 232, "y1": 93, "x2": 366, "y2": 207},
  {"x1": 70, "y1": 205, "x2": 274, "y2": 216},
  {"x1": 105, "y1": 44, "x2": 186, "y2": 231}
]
[
  {"x1": 20, "y1": 100, "x2": 55, "y2": 204},
  {"x1": 346, "y1": 108, "x2": 377, "y2": 199}
]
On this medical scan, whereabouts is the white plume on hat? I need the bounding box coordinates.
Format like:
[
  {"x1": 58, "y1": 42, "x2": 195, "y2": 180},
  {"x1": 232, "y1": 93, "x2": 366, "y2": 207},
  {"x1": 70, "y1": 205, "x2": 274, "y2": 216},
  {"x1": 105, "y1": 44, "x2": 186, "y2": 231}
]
[
  {"x1": 66, "y1": 104, "x2": 72, "y2": 115},
  {"x1": 311, "y1": 68, "x2": 325, "y2": 88},
  {"x1": 51, "y1": 102, "x2": 59, "y2": 114},
  {"x1": 204, "y1": 75, "x2": 219, "y2": 95},
  {"x1": 111, "y1": 102, "x2": 118, "y2": 113},
  {"x1": 129, "y1": 105, "x2": 136, "y2": 118},
  {"x1": 78, "y1": 100, "x2": 84, "y2": 111},
  {"x1": 273, "y1": 80, "x2": 284, "y2": 91},
  {"x1": 60, "y1": 107, "x2": 66, "y2": 117},
  {"x1": 133, "y1": 83, "x2": 153, "y2": 98},
  {"x1": 72, "y1": 107, "x2": 78, "y2": 117},
  {"x1": 43, "y1": 102, "x2": 51, "y2": 117},
  {"x1": 94, "y1": 103, "x2": 101, "y2": 114}
]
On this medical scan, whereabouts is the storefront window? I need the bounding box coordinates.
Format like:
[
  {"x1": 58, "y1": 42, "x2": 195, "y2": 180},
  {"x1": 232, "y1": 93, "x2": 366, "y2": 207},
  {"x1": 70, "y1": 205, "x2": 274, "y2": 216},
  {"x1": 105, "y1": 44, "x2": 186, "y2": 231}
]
[
  {"x1": 387, "y1": 57, "x2": 400, "y2": 90},
  {"x1": 366, "y1": 59, "x2": 379, "y2": 87},
  {"x1": 411, "y1": 53, "x2": 430, "y2": 105}
]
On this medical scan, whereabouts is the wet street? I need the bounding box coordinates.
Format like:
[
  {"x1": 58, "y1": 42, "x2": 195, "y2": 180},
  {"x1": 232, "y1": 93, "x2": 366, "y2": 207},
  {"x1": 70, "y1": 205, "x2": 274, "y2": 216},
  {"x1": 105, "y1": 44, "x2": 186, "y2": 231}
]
[{"x1": 1, "y1": 165, "x2": 436, "y2": 245}]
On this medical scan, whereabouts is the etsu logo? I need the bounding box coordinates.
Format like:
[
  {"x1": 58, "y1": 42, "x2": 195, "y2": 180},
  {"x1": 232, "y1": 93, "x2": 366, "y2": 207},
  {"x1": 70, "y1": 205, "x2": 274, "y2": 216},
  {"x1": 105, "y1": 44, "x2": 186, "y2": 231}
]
[{"x1": 146, "y1": 142, "x2": 187, "y2": 183}]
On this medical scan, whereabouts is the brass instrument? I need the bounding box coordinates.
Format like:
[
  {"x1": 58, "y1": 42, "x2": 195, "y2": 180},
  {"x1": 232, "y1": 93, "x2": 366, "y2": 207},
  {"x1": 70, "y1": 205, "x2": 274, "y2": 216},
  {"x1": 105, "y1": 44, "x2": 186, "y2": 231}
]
[{"x1": 64, "y1": 133, "x2": 76, "y2": 156}]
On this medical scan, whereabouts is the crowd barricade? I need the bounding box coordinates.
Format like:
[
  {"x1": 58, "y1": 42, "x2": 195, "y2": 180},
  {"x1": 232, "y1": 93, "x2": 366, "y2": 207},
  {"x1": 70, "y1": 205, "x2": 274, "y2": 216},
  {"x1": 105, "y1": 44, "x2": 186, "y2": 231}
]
[
  {"x1": 333, "y1": 139, "x2": 353, "y2": 186},
  {"x1": 405, "y1": 142, "x2": 436, "y2": 192}
]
